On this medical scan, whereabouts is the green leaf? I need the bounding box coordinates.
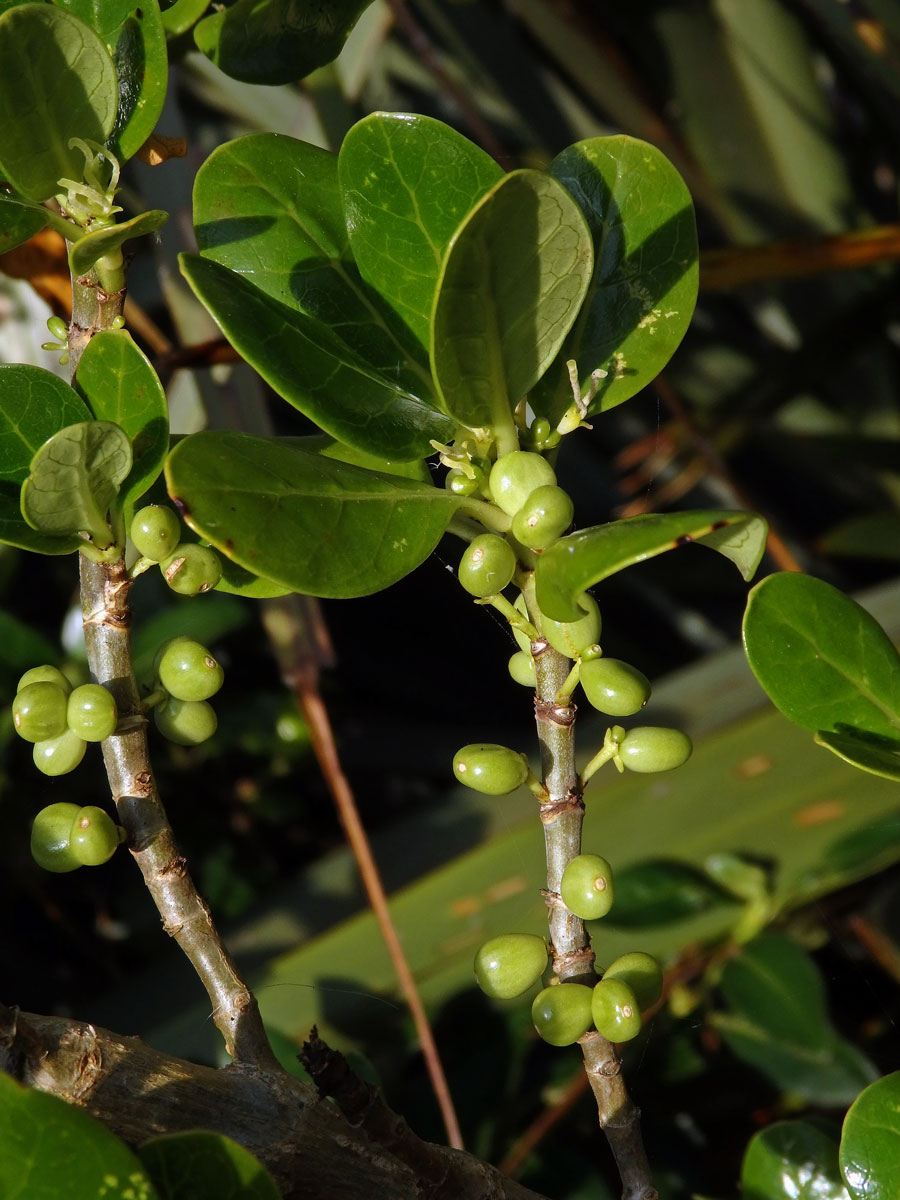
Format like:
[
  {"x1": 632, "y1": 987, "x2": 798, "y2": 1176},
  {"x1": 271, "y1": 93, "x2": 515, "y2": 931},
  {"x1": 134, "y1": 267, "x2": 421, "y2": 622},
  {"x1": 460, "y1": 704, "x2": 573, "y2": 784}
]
[
  {"x1": 192, "y1": 133, "x2": 429, "y2": 395},
  {"x1": 742, "y1": 1121, "x2": 849, "y2": 1200},
  {"x1": 193, "y1": 0, "x2": 373, "y2": 85},
  {"x1": 139, "y1": 1130, "x2": 280, "y2": 1200},
  {"x1": 69, "y1": 209, "x2": 168, "y2": 276},
  {"x1": 215, "y1": 558, "x2": 292, "y2": 599},
  {"x1": 160, "y1": 0, "x2": 209, "y2": 37},
  {"x1": 0, "y1": 4, "x2": 117, "y2": 201},
  {"x1": 0, "y1": 611, "x2": 60, "y2": 683},
  {"x1": 56, "y1": 0, "x2": 168, "y2": 161},
  {"x1": 74, "y1": 328, "x2": 169, "y2": 521},
  {"x1": 536, "y1": 510, "x2": 768, "y2": 622},
  {"x1": 0, "y1": 187, "x2": 49, "y2": 254},
  {"x1": 532, "y1": 135, "x2": 699, "y2": 420},
  {"x1": 819, "y1": 513, "x2": 900, "y2": 562},
  {"x1": 602, "y1": 858, "x2": 735, "y2": 930},
  {"x1": 0, "y1": 1070, "x2": 161, "y2": 1199},
  {"x1": 840, "y1": 1072, "x2": 900, "y2": 1200},
  {"x1": 300, "y1": 433, "x2": 432, "y2": 483},
  {"x1": 814, "y1": 728, "x2": 900, "y2": 782},
  {"x1": 431, "y1": 169, "x2": 594, "y2": 431},
  {"x1": 0, "y1": 364, "x2": 91, "y2": 553},
  {"x1": 339, "y1": 112, "x2": 504, "y2": 353},
  {"x1": 164, "y1": 430, "x2": 460, "y2": 597},
  {"x1": 21, "y1": 420, "x2": 132, "y2": 546},
  {"x1": 180, "y1": 253, "x2": 454, "y2": 461},
  {"x1": 743, "y1": 573, "x2": 900, "y2": 741}
]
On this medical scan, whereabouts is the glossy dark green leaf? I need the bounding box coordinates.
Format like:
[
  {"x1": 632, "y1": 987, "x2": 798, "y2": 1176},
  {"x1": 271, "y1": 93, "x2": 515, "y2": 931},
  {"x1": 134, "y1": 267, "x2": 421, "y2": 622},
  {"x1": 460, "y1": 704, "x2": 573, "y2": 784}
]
[
  {"x1": 193, "y1": 133, "x2": 429, "y2": 395},
  {"x1": 0, "y1": 4, "x2": 117, "y2": 201},
  {"x1": 160, "y1": 0, "x2": 208, "y2": 37},
  {"x1": 823, "y1": 813, "x2": 900, "y2": 876},
  {"x1": 0, "y1": 364, "x2": 90, "y2": 553},
  {"x1": 536, "y1": 510, "x2": 767, "y2": 622},
  {"x1": 165, "y1": 431, "x2": 459, "y2": 597},
  {"x1": 74, "y1": 329, "x2": 169, "y2": 520},
  {"x1": 819, "y1": 513, "x2": 900, "y2": 562},
  {"x1": 56, "y1": 0, "x2": 168, "y2": 160},
  {"x1": 814, "y1": 728, "x2": 900, "y2": 782},
  {"x1": 742, "y1": 1121, "x2": 849, "y2": 1200},
  {"x1": 532, "y1": 135, "x2": 698, "y2": 420},
  {"x1": 139, "y1": 1130, "x2": 280, "y2": 1200},
  {"x1": 21, "y1": 420, "x2": 132, "y2": 546},
  {"x1": 0, "y1": 188, "x2": 48, "y2": 253},
  {"x1": 602, "y1": 858, "x2": 735, "y2": 929},
  {"x1": 0, "y1": 1070, "x2": 160, "y2": 1199},
  {"x1": 180, "y1": 253, "x2": 453, "y2": 461},
  {"x1": 431, "y1": 169, "x2": 593, "y2": 430},
  {"x1": 743, "y1": 573, "x2": 900, "y2": 741},
  {"x1": 339, "y1": 112, "x2": 504, "y2": 353},
  {"x1": 69, "y1": 210, "x2": 168, "y2": 276},
  {"x1": 193, "y1": 0, "x2": 373, "y2": 85},
  {"x1": 840, "y1": 1072, "x2": 900, "y2": 1200}
]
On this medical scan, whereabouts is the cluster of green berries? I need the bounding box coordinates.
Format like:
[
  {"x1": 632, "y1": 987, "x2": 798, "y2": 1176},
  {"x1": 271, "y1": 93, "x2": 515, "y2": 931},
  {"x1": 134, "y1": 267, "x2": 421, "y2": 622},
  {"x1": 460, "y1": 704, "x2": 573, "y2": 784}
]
[
  {"x1": 130, "y1": 504, "x2": 222, "y2": 595},
  {"x1": 12, "y1": 666, "x2": 118, "y2": 776},
  {"x1": 31, "y1": 802, "x2": 122, "y2": 873},
  {"x1": 150, "y1": 637, "x2": 224, "y2": 746}
]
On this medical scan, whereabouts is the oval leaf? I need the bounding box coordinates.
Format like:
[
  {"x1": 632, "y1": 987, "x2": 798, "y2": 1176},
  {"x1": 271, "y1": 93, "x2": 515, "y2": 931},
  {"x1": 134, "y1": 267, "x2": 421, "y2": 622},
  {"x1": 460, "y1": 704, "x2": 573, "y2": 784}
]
[
  {"x1": 139, "y1": 1130, "x2": 280, "y2": 1200},
  {"x1": 742, "y1": 1121, "x2": 849, "y2": 1200},
  {"x1": 814, "y1": 728, "x2": 900, "y2": 782},
  {"x1": 21, "y1": 420, "x2": 132, "y2": 546},
  {"x1": 536, "y1": 510, "x2": 767, "y2": 622},
  {"x1": 0, "y1": 187, "x2": 49, "y2": 253},
  {"x1": 339, "y1": 112, "x2": 504, "y2": 352},
  {"x1": 164, "y1": 430, "x2": 460, "y2": 597},
  {"x1": 0, "y1": 4, "x2": 117, "y2": 201},
  {"x1": 0, "y1": 364, "x2": 90, "y2": 553},
  {"x1": 74, "y1": 328, "x2": 169, "y2": 520},
  {"x1": 603, "y1": 858, "x2": 735, "y2": 930},
  {"x1": 840, "y1": 1072, "x2": 900, "y2": 1200},
  {"x1": 180, "y1": 252, "x2": 453, "y2": 461},
  {"x1": 431, "y1": 169, "x2": 594, "y2": 430},
  {"x1": 533, "y1": 135, "x2": 699, "y2": 420},
  {"x1": 69, "y1": 210, "x2": 169, "y2": 277},
  {"x1": 743, "y1": 573, "x2": 900, "y2": 741},
  {"x1": 161, "y1": 0, "x2": 209, "y2": 36}
]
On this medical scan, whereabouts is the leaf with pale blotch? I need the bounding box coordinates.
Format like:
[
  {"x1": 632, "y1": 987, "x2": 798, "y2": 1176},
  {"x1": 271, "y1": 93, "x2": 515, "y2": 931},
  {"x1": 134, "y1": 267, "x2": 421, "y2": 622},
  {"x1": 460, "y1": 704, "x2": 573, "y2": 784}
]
[
  {"x1": 21, "y1": 421, "x2": 132, "y2": 547},
  {"x1": 69, "y1": 210, "x2": 168, "y2": 277}
]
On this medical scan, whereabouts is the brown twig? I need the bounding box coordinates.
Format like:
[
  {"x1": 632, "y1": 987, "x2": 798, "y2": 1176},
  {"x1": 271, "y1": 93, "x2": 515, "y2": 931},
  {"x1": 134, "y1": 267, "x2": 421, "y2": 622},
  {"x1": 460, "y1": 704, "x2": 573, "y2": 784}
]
[{"x1": 700, "y1": 225, "x2": 900, "y2": 290}]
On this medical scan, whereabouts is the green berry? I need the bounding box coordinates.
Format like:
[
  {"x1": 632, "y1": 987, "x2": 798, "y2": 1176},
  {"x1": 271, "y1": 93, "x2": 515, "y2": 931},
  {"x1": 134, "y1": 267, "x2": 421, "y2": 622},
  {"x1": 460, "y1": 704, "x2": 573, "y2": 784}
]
[
  {"x1": 12, "y1": 681, "x2": 69, "y2": 742},
  {"x1": 510, "y1": 485, "x2": 574, "y2": 549},
  {"x1": 474, "y1": 933, "x2": 548, "y2": 999},
  {"x1": 489, "y1": 451, "x2": 557, "y2": 516},
  {"x1": 532, "y1": 983, "x2": 594, "y2": 1046},
  {"x1": 17, "y1": 665, "x2": 71, "y2": 695},
  {"x1": 160, "y1": 544, "x2": 222, "y2": 595},
  {"x1": 508, "y1": 651, "x2": 536, "y2": 688},
  {"x1": 30, "y1": 802, "x2": 82, "y2": 873},
  {"x1": 154, "y1": 697, "x2": 217, "y2": 745},
  {"x1": 70, "y1": 806, "x2": 121, "y2": 867},
  {"x1": 591, "y1": 977, "x2": 642, "y2": 1042},
  {"x1": 33, "y1": 729, "x2": 87, "y2": 776},
  {"x1": 458, "y1": 534, "x2": 517, "y2": 598},
  {"x1": 560, "y1": 854, "x2": 615, "y2": 920},
  {"x1": 601, "y1": 952, "x2": 663, "y2": 1011},
  {"x1": 619, "y1": 726, "x2": 692, "y2": 773},
  {"x1": 542, "y1": 594, "x2": 602, "y2": 658},
  {"x1": 66, "y1": 683, "x2": 118, "y2": 742},
  {"x1": 158, "y1": 639, "x2": 224, "y2": 702},
  {"x1": 131, "y1": 504, "x2": 182, "y2": 561},
  {"x1": 530, "y1": 418, "x2": 552, "y2": 446},
  {"x1": 445, "y1": 468, "x2": 479, "y2": 496},
  {"x1": 453, "y1": 743, "x2": 528, "y2": 795},
  {"x1": 580, "y1": 658, "x2": 651, "y2": 717}
]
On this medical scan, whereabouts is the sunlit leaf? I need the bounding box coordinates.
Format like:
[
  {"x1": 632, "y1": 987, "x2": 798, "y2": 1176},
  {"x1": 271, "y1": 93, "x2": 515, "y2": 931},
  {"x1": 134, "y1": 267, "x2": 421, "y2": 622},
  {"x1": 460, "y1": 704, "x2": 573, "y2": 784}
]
[
  {"x1": 68, "y1": 210, "x2": 168, "y2": 277},
  {"x1": 840, "y1": 1072, "x2": 900, "y2": 1200}
]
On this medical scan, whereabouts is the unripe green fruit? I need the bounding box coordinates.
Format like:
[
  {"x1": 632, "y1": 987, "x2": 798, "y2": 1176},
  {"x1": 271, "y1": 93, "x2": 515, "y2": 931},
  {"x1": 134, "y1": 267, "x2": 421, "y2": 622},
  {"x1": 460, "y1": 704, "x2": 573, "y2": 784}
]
[
  {"x1": 131, "y1": 504, "x2": 181, "y2": 561},
  {"x1": 30, "y1": 802, "x2": 82, "y2": 872},
  {"x1": 602, "y1": 952, "x2": 663, "y2": 1011},
  {"x1": 489, "y1": 451, "x2": 556, "y2": 516},
  {"x1": 158, "y1": 639, "x2": 224, "y2": 702},
  {"x1": 33, "y1": 729, "x2": 87, "y2": 776},
  {"x1": 160, "y1": 544, "x2": 222, "y2": 595},
  {"x1": 531, "y1": 418, "x2": 552, "y2": 446},
  {"x1": 458, "y1": 534, "x2": 517, "y2": 598},
  {"x1": 66, "y1": 683, "x2": 118, "y2": 742},
  {"x1": 453, "y1": 743, "x2": 528, "y2": 794},
  {"x1": 17, "y1": 665, "x2": 71, "y2": 695},
  {"x1": 619, "y1": 726, "x2": 692, "y2": 773},
  {"x1": 560, "y1": 854, "x2": 615, "y2": 920},
  {"x1": 13, "y1": 681, "x2": 69, "y2": 742},
  {"x1": 508, "y1": 651, "x2": 536, "y2": 688},
  {"x1": 591, "y1": 977, "x2": 642, "y2": 1042},
  {"x1": 532, "y1": 983, "x2": 594, "y2": 1046},
  {"x1": 510, "y1": 485, "x2": 574, "y2": 550},
  {"x1": 580, "y1": 658, "x2": 651, "y2": 717},
  {"x1": 542, "y1": 594, "x2": 602, "y2": 658},
  {"x1": 70, "y1": 806, "x2": 120, "y2": 867},
  {"x1": 474, "y1": 933, "x2": 548, "y2": 999},
  {"x1": 154, "y1": 698, "x2": 218, "y2": 745},
  {"x1": 445, "y1": 468, "x2": 480, "y2": 496}
]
